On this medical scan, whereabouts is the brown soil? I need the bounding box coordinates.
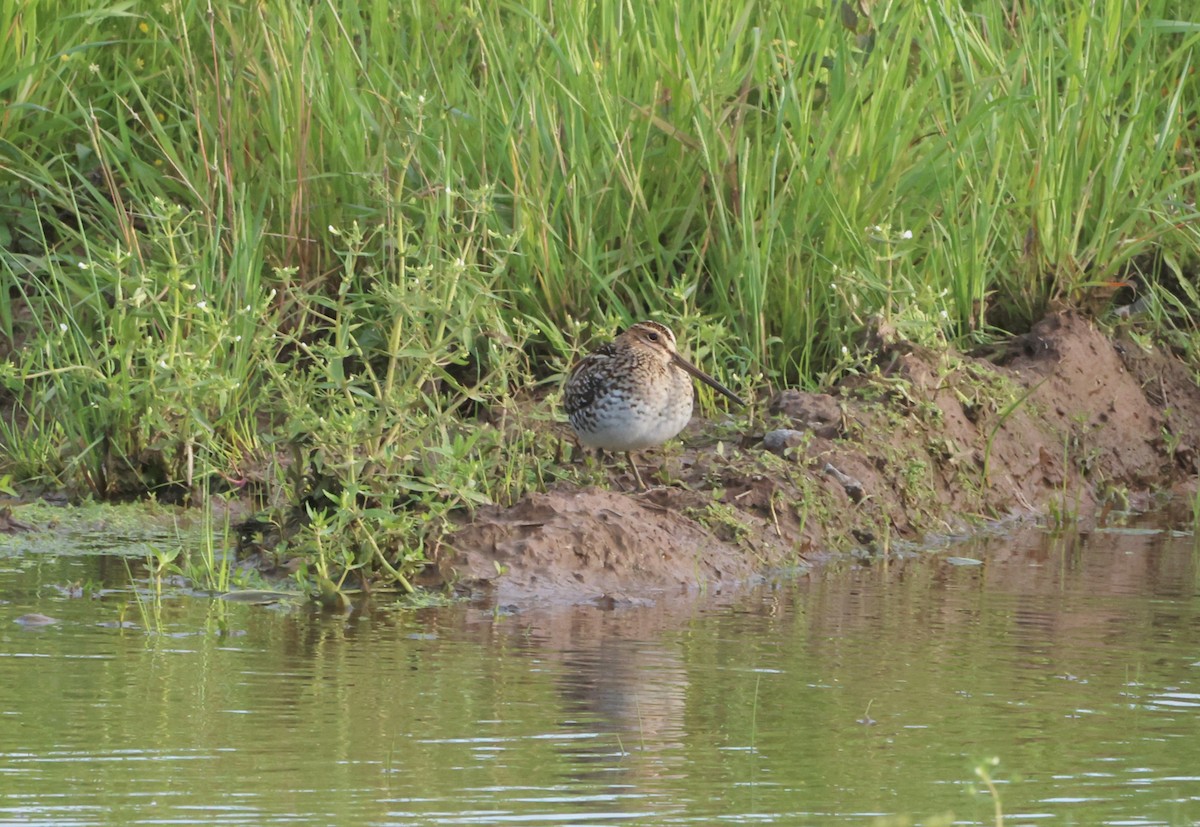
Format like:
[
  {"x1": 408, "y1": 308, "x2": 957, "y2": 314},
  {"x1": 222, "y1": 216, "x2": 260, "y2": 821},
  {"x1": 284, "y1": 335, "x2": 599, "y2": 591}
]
[{"x1": 432, "y1": 311, "x2": 1200, "y2": 608}]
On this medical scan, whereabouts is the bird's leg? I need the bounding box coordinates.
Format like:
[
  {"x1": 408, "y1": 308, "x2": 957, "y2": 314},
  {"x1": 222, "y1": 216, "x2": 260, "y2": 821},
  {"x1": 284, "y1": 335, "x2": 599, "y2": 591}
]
[{"x1": 625, "y1": 451, "x2": 648, "y2": 491}]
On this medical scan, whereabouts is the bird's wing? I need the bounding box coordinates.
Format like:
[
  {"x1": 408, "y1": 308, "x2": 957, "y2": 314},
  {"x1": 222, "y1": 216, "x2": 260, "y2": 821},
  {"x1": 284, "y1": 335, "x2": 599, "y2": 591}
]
[{"x1": 563, "y1": 343, "x2": 618, "y2": 414}]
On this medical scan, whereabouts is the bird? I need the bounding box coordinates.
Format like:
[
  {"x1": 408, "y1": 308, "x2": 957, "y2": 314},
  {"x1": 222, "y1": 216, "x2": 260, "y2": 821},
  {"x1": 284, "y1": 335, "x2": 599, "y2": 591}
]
[{"x1": 563, "y1": 321, "x2": 745, "y2": 489}]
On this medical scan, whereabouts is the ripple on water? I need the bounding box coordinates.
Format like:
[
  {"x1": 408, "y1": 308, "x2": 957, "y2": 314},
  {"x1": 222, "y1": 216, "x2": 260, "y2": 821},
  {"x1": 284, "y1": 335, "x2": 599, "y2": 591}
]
[{"x1": 1, "y1": 512, "x2": 1199, "y2": 824}]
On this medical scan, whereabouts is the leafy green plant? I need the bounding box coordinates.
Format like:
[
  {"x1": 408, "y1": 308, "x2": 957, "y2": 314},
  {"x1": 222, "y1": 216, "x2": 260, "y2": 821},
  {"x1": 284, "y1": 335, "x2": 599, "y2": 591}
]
[{"x1": 970, "y1": 756, "x2": 1006, "y2": 827}]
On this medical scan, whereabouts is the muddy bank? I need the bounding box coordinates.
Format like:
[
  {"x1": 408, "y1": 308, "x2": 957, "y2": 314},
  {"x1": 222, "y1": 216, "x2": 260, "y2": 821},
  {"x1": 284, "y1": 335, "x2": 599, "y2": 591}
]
[{"x1": 434, "y1": 311, "x2": 1200, "y2": 607}]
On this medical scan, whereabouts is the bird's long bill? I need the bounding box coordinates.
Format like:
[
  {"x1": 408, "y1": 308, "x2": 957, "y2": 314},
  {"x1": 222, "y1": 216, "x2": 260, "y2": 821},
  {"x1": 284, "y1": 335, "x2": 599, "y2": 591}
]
[{"x1": 672, "y1": 353, "x2": 746, "y2": 407}]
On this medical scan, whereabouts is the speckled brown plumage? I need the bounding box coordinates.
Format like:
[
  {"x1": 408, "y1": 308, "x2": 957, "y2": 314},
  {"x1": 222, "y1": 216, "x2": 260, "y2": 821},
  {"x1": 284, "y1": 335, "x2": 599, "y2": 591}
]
[{"x1": 563, "y1": 321, "x2": 744, "y2": 488}]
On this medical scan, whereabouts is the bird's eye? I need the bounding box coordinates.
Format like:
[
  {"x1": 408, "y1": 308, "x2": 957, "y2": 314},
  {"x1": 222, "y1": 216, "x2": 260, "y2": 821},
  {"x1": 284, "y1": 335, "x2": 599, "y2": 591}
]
[{"x1": 647, "y1": 332, "x2": 659, "y2": 341}]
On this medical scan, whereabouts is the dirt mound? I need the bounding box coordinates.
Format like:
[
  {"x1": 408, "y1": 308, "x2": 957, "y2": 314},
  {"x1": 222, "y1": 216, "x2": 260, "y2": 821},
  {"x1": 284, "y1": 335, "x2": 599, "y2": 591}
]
[
  {"x1": 433, "y1": 489, "x2": 757, "y2": 607},
  {"x1": 438, "y1": 312, "x2": 1199, "y2": 607}
]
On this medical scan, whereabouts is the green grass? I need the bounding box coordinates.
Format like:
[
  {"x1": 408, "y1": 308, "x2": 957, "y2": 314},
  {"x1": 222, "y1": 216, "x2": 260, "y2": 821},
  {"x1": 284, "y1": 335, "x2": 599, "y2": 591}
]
[{"x1": 2, "y1": 0, "x2": 1199, "y2": 593}]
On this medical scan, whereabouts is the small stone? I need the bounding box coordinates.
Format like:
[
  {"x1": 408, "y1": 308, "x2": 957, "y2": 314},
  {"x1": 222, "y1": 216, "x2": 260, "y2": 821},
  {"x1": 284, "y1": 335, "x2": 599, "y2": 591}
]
[
  {"x1": 762, "y1": 429, "x2": 808, "y2": 455},
  {"x1": 824, "y1": 462, "x2": 866, "y2": 503},
  {"x1": 769, "y1": 391, "x2": 842, "y2": 438}
]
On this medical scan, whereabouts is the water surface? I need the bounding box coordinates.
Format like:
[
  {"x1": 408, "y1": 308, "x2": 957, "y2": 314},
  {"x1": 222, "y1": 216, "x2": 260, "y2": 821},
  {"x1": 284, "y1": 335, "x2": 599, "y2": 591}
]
[{"x1": 2, "y1": 513, "x2": 1198, "y2": 825}]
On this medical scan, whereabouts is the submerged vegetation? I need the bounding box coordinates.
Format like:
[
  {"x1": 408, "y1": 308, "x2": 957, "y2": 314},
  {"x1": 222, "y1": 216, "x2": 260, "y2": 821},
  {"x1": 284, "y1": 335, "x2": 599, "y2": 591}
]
[{"x1": 2, "y1": 0, "x2": 1199, "y2": 594}]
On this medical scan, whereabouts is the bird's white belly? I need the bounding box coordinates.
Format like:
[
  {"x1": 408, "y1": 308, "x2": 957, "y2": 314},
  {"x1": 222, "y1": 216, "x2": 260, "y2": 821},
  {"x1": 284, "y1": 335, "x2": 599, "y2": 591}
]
[{"x1": 572, "y1": 379, "x2": 694, "y2": 452}]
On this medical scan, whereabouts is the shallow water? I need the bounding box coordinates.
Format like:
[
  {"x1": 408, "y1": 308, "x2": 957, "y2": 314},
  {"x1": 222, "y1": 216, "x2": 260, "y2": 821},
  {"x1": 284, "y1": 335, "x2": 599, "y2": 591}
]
[{"x1": 2, "y1": 512, "x2": 1199, "y2": 825}]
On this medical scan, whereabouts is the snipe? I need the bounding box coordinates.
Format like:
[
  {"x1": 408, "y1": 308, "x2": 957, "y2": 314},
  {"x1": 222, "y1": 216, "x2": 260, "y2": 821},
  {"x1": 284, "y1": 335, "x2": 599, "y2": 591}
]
[{"x1": 563, "y1": 321, "x2": 744, "y2": 488}]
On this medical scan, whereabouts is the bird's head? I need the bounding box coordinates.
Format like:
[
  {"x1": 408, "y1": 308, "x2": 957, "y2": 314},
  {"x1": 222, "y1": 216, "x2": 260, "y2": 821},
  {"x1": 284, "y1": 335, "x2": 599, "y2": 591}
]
[{"x1": 619, "y1": 321, "x2": 678, "y2": 364}]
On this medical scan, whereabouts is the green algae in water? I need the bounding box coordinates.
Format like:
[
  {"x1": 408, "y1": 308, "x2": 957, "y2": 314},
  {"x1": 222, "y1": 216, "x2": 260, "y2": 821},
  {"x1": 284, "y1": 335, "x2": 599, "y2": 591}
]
[{"x1": 0, "y1": 500, "x2": 203, "y2": 558}]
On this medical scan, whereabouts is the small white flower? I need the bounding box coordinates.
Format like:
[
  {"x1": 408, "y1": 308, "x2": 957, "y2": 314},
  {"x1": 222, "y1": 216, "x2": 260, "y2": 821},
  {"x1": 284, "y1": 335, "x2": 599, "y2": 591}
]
[
  {"x1": 77, "y1": 261, "x2": 89, "y2": 269},
  {"x1": 59, "y1": 323, "x2": 69, "y2": 333},
  {"x1": 158, "y1": 359, "x2": 168, "y2": 369},
  {"x1": 901, "y1": 229, "x2": 913, "y2": 240},
  {"x1": 196, "y1": 300, "x2": 207, "y2": 310}
]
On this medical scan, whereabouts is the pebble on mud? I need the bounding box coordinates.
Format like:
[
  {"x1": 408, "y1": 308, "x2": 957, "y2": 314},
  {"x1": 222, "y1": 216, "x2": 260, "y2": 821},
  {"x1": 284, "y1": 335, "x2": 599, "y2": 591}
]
[
  {"x1": 762, "y1": 428, "x2": 808, "y2": 455},
  {"x1": 824, "y1": 463, "x2": 866, "y2": 503},
  {"x1": 769, "y1": 390, "x2": 843, "y2": 439}
]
